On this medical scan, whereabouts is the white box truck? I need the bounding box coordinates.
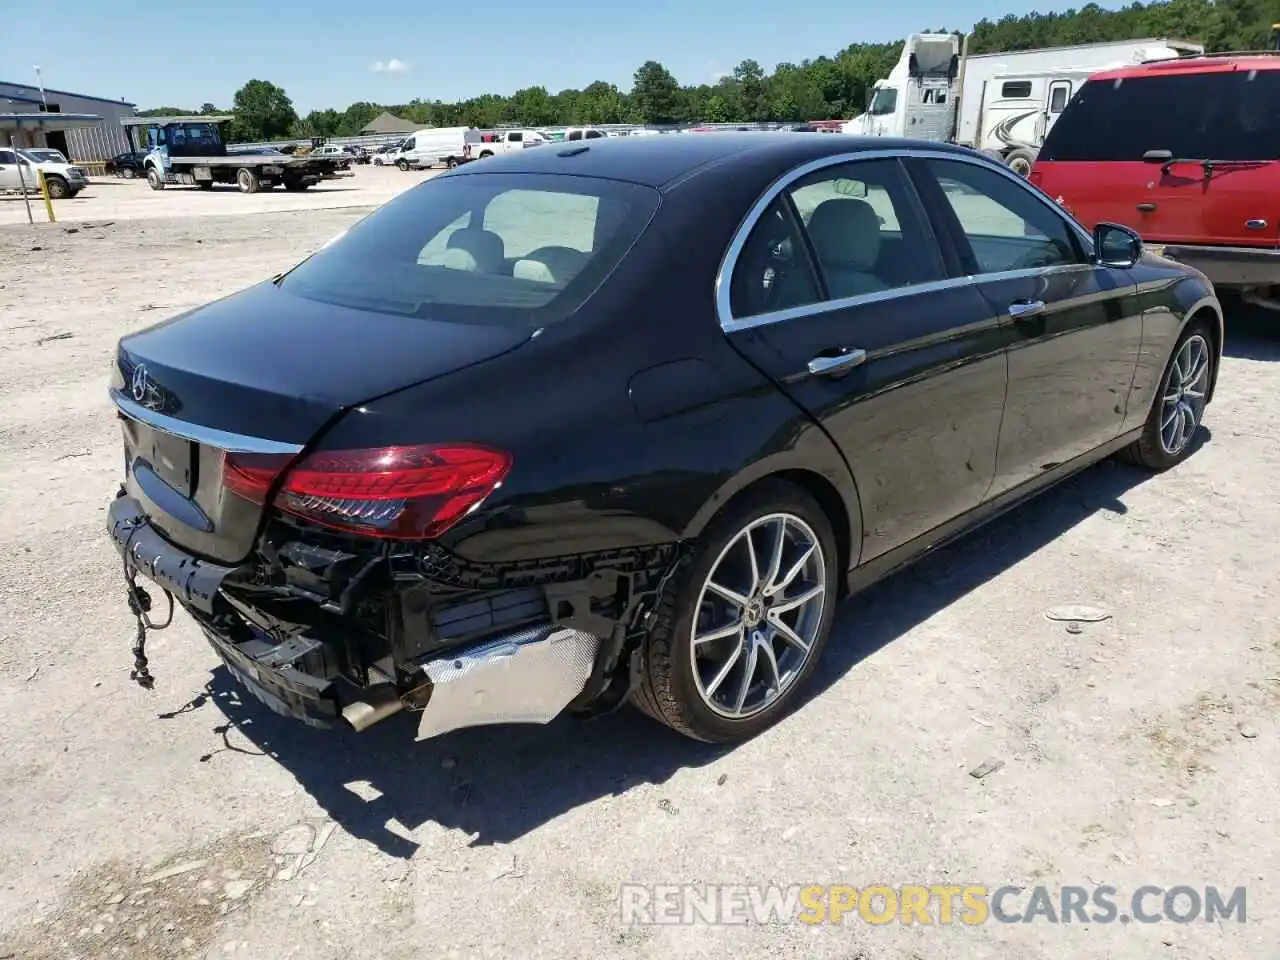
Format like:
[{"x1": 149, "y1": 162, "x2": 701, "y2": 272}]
[{"x1": 844, "y1": 34, "x2": 1204, "y2": 175}]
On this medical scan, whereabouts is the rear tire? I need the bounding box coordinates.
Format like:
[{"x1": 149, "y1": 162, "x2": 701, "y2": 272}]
[
  {"x1": 236, "y1": 167, "x2": 261, "y2": 194},
  {"x1": 478, "y1": 150, "x2": 493, "y2": 160},
  {"x1": 1121, "y1": 318, "x2": 1213, "y2": 470},
  {"x1": 630, "y1": 480, "x2": 838, "y2": 743},
  {"x1": 1004, "y1": 146, "x2": 1037, "y2": 177},
  {"x1": 121, "y1": 166, "x2": 137, "y2": 179}
]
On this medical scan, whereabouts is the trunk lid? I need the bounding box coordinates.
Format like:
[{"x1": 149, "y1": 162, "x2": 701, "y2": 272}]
[{"x1": 113, "y1": 281, "x2": 533, "y2": 563}]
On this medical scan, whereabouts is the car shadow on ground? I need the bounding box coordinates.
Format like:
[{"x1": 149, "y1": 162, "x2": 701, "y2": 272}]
[
  {"x1": 1222, "y1": 296, "x2": 1280, "y2": 361},
  {"x1": 194, "y1": 453, "x2": 1181, "y2": 857}
]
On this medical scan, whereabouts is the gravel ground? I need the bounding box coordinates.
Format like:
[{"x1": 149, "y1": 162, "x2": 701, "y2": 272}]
[{"x1": 0, "y1": 202, "x2": 1278, "y2": 960}]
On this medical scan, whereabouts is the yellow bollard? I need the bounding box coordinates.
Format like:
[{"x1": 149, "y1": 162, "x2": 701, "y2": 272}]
[{"x1": 36, "y1": 169, "x2": 56, "y2": 223}]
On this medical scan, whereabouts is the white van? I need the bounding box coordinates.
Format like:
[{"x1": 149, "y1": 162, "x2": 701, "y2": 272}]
[{"x1": 394, "y1": 127, "x2": 474, "y2": 171}]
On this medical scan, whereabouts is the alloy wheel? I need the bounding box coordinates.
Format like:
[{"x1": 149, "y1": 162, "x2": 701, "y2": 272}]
[
  {"x1": 1159, "y1": 333, "x2": 1210, "y2": 456},
  {"x1": 690, "y1": 513, "x2": 827, "y2": 719}
]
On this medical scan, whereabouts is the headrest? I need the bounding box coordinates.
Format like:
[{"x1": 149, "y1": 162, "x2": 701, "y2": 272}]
[
  {"x1": 446, "y1": 228, "x2": 505, "y2": 272},
  {"x1": 805, "y1": 198, "x2": 882, "y2": 270}
]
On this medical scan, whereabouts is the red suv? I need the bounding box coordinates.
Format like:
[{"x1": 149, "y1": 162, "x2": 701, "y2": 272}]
[{"x1": 1031, "y1": 53, "x2": 1280, "y2": 305}]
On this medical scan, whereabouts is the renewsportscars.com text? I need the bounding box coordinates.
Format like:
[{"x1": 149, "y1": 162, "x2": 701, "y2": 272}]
[{"x1": 619, "y1": 883, "x2": 1247, "y2": 926}]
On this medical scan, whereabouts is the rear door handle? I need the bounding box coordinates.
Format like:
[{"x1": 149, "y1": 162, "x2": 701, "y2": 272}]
[
  {"x1": 1008, "y1": 299, "x2": 1046, "y2": 319},
  {"x1": 807, "y1": 348, "x2": 866, "y2": 378},
  {"x1": 1137, "y1": 202, "x2": 1157, "y2": 212}
]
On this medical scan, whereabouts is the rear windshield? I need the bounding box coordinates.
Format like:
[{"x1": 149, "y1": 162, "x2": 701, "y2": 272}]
[
  {"x1": 1040, "y1": 68, "x2": 1280, "y2": 162},
  {"x1": 279, "y1": 172, "x2": 660, "y2": 324}
]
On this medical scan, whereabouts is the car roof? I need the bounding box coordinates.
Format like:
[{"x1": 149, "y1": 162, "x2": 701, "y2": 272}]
[
  {"x1": 443, "y1": 133, "x2": 983, "y2": 189},
  {"x1": 1092, "y1": 52, "x2": 1280, "y2": 82}
]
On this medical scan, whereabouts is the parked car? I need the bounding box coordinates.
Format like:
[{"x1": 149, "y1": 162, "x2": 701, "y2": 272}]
[
  {"x1": 1031, "y1": 52, "x2": 1280, "y2": 308},
  {"x1": 0, "y1": 148, "x2": 89, "y2": 198},
  {"x1": 345, "y1": 145, "x2": 371, "y2": 165},
  {"x1": 372, "y1": 143, "x2": 402, "y2": 166},
  {"x1": 106, "y1": 134, "x2": 1221, "y2": 745},
  {"x1": 105, "y1": 150, "x2": 147, "y2": 179}
]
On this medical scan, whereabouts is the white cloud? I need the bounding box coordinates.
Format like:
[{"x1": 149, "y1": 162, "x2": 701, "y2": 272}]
[{"x1": 371, "y1": 59, "x2": 410, "y2": 74}]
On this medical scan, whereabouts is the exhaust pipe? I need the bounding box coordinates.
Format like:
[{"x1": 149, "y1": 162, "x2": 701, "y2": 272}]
[{"x1": 342, "y1": 684, "x2": 405, "y2": 732}]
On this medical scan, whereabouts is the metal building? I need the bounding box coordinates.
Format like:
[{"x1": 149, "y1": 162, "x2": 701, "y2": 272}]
[{"x1": 0, "y1": 80, "x2": 135, "y2": 162}]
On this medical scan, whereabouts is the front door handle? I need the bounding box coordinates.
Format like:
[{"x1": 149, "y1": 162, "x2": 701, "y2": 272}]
[
  {"x1": 1008, "y1": 299, "x2": 1046, "y2": 319},
  {"x1": 807, "y1": 348, "x2": 866, "y2": 378},
  {"x1": 1137, "y1": 202, "x2": 1157, "y2": 212}
]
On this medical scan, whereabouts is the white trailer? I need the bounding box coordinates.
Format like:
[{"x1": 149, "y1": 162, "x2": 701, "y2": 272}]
[{"x1": 845, "y1": 35, "x2": 1204, "y2": 174}]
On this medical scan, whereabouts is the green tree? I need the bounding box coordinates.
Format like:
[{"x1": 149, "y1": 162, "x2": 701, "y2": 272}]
[
  {"x1": 734, "y1": 59, "x2": 771, "y2": 121},
  {"x1": 632, "y1": 60, "x2": 682, "y2": 124},
  {"x1": 229, "y1": 79, "x2": 298, "y2": 141}
]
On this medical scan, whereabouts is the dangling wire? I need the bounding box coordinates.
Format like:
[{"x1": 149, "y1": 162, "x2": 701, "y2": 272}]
[{"x1": 120, "y1": 519, "x2": 175, "y2": 690}]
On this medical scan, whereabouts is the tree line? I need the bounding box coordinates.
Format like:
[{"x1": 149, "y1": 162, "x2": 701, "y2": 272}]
[{"x1": 139, "y1": 0, "x2": 1280, "y2": 142}]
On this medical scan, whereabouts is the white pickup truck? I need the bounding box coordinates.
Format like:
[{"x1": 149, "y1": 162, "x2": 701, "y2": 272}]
[
  {"x1": 466, "y1": 128, "x2": 547, "y2": 160},
  {"x1": 0, "y1": 146, "x2": 90, "y2": 199}
]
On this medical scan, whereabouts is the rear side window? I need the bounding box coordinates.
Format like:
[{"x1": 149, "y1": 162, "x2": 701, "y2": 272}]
[
  {"x1": 1041, "y1": 69, "x2": 1280, "y2": 161},
  {"x1": 1001, "y1": 81, "x2": 1033, "y2": 98},
  {"x1": 280, "y1": 172, "x2": 659, "y2": 324}
]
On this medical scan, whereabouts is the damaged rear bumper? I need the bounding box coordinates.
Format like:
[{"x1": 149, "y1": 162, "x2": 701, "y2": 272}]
[{"x1": 106, "y1": 494, "x2": 604, "y2": 737}]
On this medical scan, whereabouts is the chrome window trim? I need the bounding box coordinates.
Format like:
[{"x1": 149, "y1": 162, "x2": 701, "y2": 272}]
[
  {"x1": 110, "y1": 389, "x2": 305, "y2": 455},
  {"x1": 714, "y1": 147, "x2": 1097, "y2": 334}
]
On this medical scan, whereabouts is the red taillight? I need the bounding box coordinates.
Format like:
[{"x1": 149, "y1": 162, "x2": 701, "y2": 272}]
[
  {"x1": 221, "y1": 451, "x2": 292, "y2": 505},
  {"x1": 224, "y1": 444, "x2": 511, "y2": 540}
]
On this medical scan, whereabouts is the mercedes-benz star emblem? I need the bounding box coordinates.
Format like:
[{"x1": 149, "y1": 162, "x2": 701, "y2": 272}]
[{"x1": 131, "y1": 363, "x2": 149, "y2": 402}]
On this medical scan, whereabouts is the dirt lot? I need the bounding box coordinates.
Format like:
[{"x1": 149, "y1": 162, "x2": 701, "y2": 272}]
[
  {"x1": 0, "y1": 164, "x2": 428, "y2": 227},
  {"x1": 0, "y1": 194, "x2": 1278, "y2": 960}
]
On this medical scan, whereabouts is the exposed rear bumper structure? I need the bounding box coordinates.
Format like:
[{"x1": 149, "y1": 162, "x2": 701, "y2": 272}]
[{"x1": 106, "y1": 494, "x2": 602, "y2": 738}]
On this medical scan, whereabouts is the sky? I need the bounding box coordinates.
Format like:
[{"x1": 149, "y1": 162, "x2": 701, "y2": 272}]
[{"x1": 6, "y1": 0, "x2": 1128, "y2": 114}]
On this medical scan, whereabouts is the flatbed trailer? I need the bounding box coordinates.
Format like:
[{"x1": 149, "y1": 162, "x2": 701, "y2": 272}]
[{"x1": 121, "y1": 115, "x2": 328, "y2": 193}]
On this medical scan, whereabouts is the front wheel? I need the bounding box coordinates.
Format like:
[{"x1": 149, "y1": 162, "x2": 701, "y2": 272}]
[
  {"x1": 630, "y1": 480, "x2": 838, "y2": 743},
  {"x1": 1121, "y1": 323, "x2": 1208, "y2": 473},
  {"x1": 1121, "y1": 319, "x2": 1213, "y2": 470},
  {"x1": 44, "y1": 176, "x2": 71, "y2": 199},
  {"x1": 146, "y1": 167, "x2": 165, "y2": 190},
  {"x1": 1004, "y1": 146, "x2": 1037, "y2": 177},
  {"x1": 396, "y1": 159, "x2": 409, "y2": 171}
]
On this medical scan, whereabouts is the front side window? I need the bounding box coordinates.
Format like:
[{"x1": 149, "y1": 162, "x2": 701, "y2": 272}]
[
  {"x1": 788, "y1": 158, "x2": 943, "y2": 299},
  {"x1": 509, "y1": 131, "x2": 523, "y2": 143},
  {"x1": 0, "y1": 150, "x2": 16, "y2": 165},
  {"x1": 868, "y1": 87, "x2": 898, "y2": 116},
  {"x1": 280, "y1": 172, "x2": 660, "y2": 324},
  {"x1": 922, "y1": 158, "x2": 1081, "y2": 274}
]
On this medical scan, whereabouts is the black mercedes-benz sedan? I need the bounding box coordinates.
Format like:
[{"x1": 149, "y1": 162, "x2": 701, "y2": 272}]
[{"x1": 107, "y1": 133, "x2": 1222, "y2": 744}]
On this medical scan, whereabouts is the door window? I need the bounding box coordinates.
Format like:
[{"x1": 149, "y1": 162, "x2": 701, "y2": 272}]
[
  {"x1": 729, "y1": 198, "x2": 823, "y2": 318},
  {"x1": 0, "y1": 150, "x2": 15, "y2": 164},
  {"x1": 1049, "y1": 83, "x2": 1071, "y2": 113},
  {"x1": 788, "y1": 158, "x2": 944, "y2": 299},
  {"x1": 920, "y1": 158, "x2": 1082, "y2": 274}
]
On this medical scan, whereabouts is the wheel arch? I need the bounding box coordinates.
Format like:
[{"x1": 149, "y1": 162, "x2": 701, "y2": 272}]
[
  {"x1": 681, "y1": 460, "x2": 863, "y2": 594},
  {"x1": 1180, "y1": 292, "x2": 1224, "y2": 404}
]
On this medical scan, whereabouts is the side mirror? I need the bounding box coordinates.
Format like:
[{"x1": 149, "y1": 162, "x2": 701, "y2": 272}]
[{"x1": 1094, "y1": 222, "x2": 1143, "y2": 268}]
